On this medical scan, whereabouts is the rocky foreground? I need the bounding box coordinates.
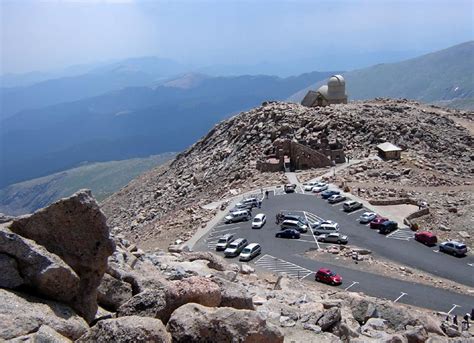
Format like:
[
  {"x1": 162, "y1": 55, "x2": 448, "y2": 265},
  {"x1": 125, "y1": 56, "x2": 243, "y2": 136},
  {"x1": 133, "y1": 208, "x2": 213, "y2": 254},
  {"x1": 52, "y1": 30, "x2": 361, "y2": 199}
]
[
  {"x1": 1, "y1": 191, "x2": 472, "y2": 342},
  {"x1": 101, "y1": 98, "x2": 473, "y2": 250}
]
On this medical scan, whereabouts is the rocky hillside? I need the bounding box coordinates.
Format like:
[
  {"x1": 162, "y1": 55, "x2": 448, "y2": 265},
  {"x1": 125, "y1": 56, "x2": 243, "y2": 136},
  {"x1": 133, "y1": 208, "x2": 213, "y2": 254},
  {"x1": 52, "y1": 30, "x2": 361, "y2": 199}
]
[
  {"x1": 1, "y1": 191, "x2": 471, "y2": 342},
  {"x1": 102, "y1": 99, "x2": 473, "y2": 249}
]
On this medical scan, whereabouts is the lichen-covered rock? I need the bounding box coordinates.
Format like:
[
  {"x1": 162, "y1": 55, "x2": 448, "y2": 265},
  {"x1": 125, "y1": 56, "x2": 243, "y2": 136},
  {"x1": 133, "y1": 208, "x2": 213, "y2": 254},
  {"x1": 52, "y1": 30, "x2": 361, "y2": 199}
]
[
  {"x1": 0, "y1": 289, "x2": 88, "y2": 341},
  {"x1": 9, "y1": 325, "x2": 73, "y2": 343},
  {"x1": 0, "y1": 226, "x2": 80, "y2": 302},
  {"x1": 0, "y1": 252, "x2": 24, "y2": 288},
  {"x1": 212, "y1": 277, "x2": 254, "y2": 310},
  {"x1": 117, "y1": 276, "x2": 221, "y2": 324},
  {"x1": 9, "y1": 190, "x2": 115, "y2": 322},
  {"x1": 97, "y1": 273, "x2": 134, "y2": 311},
  {"x1": 77, "y1": 316, "x2": 171, "y2": 343},
  {"x1": 166, "y1": 303, "x2": 284, "y2": 343}
]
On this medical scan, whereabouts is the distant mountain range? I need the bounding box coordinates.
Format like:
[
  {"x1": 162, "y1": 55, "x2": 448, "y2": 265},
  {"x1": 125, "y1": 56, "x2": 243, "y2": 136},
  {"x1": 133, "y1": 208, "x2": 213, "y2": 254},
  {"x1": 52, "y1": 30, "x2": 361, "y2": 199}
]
[
  {"x1": 0, "y1": 71, "x2": 337, "y2": 188},
  {"x1": 0, "y1": 57, "x2": 187, "y2": 119},
  {"x1": 0, "y1": 153, "x2": 174, "y2": 216},
  {"x1": 290, "y1": 41, "x2": 474, "y2": 109}
]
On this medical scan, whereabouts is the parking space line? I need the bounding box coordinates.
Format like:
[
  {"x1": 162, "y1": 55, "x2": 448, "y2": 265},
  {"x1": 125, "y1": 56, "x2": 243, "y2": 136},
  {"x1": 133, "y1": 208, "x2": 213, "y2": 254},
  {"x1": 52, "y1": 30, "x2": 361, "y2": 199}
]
[
  {"x1": 208, "y1": 227, "x2": 241, "y2": 237},
  {"x1": 303, "y1": 212, "x2": 320, "y2": 249},
  {"x1": 393, "y1": 292, "x2": 407, "y2": 303},
  {"x1": 386, "y1": 229, "x2": 414, "y2": 241},
  {"x1": 254, "y1": 254, "x2": 313, "y2": 279},
  {"x1": 301, "y1": 272, "x2": 315, "y2": 280},
  {"x1": 331, "y1": 203, "x2": 343, "y2": 207},
  {"x1": 344, "y1": 281, "x2": 359, "y2": 291},
  {"x1": 447, "y1": 304, "x2": 460, "y2": 315},
  {"x1": 346, "y1": 208, "x2": 365, "y2": 215}
]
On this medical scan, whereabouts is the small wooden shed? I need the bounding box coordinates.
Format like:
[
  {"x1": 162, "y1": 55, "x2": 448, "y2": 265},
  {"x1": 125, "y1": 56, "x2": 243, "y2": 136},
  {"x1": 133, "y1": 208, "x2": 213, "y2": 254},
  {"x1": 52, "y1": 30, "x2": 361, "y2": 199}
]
[{"x1": 377, "y1": 142, "x2": 402, "y2": 160}]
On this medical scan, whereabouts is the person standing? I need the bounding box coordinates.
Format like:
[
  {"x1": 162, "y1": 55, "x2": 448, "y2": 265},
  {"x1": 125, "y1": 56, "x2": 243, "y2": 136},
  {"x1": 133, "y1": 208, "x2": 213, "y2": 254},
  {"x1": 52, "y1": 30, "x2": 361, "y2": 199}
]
[
  {"x1": 453, "y1": 315, "x2": 458, "y2": 326},
  {"x1": 265, "y1": 190, "x2": 269, "y2": 199}
]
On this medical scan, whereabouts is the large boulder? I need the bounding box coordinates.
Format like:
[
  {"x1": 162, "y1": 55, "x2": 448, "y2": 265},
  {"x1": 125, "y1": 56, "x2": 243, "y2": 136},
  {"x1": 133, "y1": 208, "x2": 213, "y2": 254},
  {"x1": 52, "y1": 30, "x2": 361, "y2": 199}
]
[
  {"x1": 182, "y1": 251, "x2": 227, "y2": 271},
  {"x1": 0, "y1": 227, "x2": 80, "y2": 302},
  {"x1": 0, "y1": 252, "x2": 24, "y2": 288},
  {"x1": 317, "y1": 307, "x2": 342, "y2": 331},
  {"x1": 77, "y1": 316, "x2": 171, "y2": 343},
  {"x1": 212, "y1": 277, "x2": 254, "y2": 310},
  {"x1": 166, "y1": 303, "x2": 284, "y2": 343},
  {"x1": 97, "y1": 273, "x2": 134, "y2": 311},
  {"x1": 0, "y1": 289, "x2": 88, "y2": 341},
  {"x1": 117, "y1": 276, "x2": 221, "y2": 323},
  {"x1": 9, "y1": 190, "x2": 115, "y2": 322}
]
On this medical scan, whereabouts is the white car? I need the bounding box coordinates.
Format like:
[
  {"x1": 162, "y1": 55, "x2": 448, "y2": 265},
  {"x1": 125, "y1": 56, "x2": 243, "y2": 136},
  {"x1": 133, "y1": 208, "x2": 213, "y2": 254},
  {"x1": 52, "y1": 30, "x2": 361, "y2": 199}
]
[
  {"x1": 317, "y1": 232, "x2": 348, "y2": 244},
  {"x1": 328, "y1": 194, "x2": 346, "y2": 203},
  {"x1": 312, "y1": 182, "x2": 329, "y2": 193},
  {"x1": 311, "y1": 220, "x2": 339, "y2": 230},
  {"x1": 313, "y1": 223, "x2": 340, "y2": 235},
  {"x1": 359, "y1": 212, "x2": 377, "y2": 224},
  {"x1": 252, "y1": 213, "x2": 266, "y2": 229},
  {"x1": 239, "y1": 243, "x2": 262, "y2": 261},
  {"x1": 303, "y1": 182, "x2": 319, "y2": 191}
]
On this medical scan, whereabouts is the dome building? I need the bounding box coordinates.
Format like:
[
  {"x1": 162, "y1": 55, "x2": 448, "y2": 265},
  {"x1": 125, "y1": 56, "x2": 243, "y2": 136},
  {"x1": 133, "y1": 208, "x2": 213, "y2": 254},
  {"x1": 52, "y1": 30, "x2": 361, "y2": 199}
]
[{"x1": 301, "y1": 74, "x2": 348, "y2": 107}]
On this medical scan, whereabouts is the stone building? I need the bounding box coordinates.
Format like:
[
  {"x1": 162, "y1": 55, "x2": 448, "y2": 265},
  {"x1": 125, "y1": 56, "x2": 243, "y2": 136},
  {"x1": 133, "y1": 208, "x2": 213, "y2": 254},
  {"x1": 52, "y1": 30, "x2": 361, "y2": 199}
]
[
  {"x1": 256, "y1": 138, "x2": 345, "y2": 172},
  {"x1": 301, "y1": 75, "x2": 348, "y2": 107}
]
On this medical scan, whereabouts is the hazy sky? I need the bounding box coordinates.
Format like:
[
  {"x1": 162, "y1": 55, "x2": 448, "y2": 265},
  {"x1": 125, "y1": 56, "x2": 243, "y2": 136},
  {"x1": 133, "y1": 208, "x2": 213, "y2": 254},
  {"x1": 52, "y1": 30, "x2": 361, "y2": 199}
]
[{"x1": 1, "y1": 0, "x2": 473, "y2": 74}]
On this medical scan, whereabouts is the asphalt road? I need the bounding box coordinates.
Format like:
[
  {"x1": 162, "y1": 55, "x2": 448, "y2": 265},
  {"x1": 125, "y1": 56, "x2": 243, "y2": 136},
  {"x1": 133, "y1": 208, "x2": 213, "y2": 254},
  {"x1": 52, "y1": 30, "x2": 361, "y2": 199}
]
[{"x1": 194, "y1": 190, "x2": 474, "y2": 316}]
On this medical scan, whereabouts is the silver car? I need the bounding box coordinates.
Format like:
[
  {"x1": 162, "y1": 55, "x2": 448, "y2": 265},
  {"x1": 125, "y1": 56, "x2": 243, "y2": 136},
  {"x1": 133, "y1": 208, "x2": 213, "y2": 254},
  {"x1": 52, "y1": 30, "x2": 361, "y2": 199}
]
[
  {"x1": 317, "y1": 232, "x2": 348, "y2": 244},
  {"x1": 439, "y1": 241, "x2": 468, "y2": 256},
  {"x1": 359, "y1": 212, "x2": 377, "y2": 224}
]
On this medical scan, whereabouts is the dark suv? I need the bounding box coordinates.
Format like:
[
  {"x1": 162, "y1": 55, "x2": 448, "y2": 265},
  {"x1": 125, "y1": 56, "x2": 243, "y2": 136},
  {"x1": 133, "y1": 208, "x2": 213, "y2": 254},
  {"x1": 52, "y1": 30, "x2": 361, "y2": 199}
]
[
  {"x1": 378, "y1": 221, "x2": 398, "y2": 234},
  {"x1": 275, "y1": 228, "x2": 300, "y2": 239}
]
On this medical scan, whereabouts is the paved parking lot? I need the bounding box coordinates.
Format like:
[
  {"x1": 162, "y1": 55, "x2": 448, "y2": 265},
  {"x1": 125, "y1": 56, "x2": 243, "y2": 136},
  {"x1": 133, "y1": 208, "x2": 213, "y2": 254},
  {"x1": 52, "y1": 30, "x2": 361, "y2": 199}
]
[{"x1": 194, "y1": 189, "x2": 474, "y2": 316}]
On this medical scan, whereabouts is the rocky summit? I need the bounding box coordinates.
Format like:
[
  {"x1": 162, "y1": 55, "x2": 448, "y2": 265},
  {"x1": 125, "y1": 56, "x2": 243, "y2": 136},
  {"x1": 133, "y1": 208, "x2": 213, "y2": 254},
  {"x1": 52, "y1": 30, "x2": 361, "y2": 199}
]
[{"x1": 102, "y1": 98, "x2": 472, "y2": 249}]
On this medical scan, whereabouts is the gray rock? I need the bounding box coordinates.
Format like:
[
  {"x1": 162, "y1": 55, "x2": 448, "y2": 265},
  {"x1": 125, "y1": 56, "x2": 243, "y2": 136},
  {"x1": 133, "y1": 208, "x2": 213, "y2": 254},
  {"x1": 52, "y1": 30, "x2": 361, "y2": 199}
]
[
  {"x1": 0, "y1": 226, "x2": 80, "y2": 303},
  {"x1": 0, "y1": 289, "x2": 88, "y2": 341},
  {"x1": 97, "y1": 273, "x2": 133, "y2": 311},
  {"x1": 0, "y1": 253, "x2": 24, "y2": 288},
  {"x1": 279, "y1": 315, "x2": 296, "y2": 327},
  {"x1": 166, "y1": 303, "x2": 284, "y2": 343},
  {"x1": 9, "y1": 190, "x2": 115, "y2": 323},
  {"x1": 317, "y1": 307, "x2": 342, "y2": 331},
  {"x1": 9, "y1": 325, "x2": 73, "y2": 343},
  {"x1": 212, "y1": 277, "x2": 254, "y2": 310},
  {"x1": 403, "y1": 325, "x2": 428, "y2": 343},
  {"x1": 182, "y1": 251, "x2": 227, "y2": 271},
  {"x1": 240, "y1": 264, "x2": 255, "y2": 274},
  {"x1": 118, "y1": 276, "x2": 221, "y2": 324},
  {"x1": 77, "y1": 316, "x2": 171, "y2": 343},
  {"x1": 303, "y1": 323, "x2": 322, "y2": 334}
]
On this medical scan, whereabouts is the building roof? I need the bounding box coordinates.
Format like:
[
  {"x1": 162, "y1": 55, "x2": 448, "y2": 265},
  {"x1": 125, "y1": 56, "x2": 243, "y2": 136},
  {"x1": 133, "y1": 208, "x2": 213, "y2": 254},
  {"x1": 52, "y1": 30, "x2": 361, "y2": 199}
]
[
  {"x1": 376, "y1": 142, "x2": 402, "y2": 152},
  {"x1": 301, "y1": 90, "x2": 318, "y2": 106}
]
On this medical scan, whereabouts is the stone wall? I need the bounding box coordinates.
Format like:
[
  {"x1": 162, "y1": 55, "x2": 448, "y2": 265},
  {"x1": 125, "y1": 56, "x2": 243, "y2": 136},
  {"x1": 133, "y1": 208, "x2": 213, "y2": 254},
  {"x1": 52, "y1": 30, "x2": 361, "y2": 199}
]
[{"x1": 289, "y1": 141, "x2": 333, "y2": 170}]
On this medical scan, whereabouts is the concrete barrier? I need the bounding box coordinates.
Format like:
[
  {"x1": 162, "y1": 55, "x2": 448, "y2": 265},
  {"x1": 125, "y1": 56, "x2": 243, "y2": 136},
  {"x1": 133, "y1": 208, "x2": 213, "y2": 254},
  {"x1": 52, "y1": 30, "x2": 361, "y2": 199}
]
[{"x1": 368, "y1": 198, "x2": 418, "y2": 206}]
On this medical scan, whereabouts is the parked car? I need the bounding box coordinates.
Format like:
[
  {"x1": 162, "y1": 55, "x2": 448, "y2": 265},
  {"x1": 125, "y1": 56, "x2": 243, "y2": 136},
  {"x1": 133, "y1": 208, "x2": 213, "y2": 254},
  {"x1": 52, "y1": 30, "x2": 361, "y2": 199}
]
[
  {"x1": 414, "y1": 231, "x2": 438, "y2": 246},
  {"x1": 284, "y1": 184, "x2": 297, "y2": 193},
  {"x1": 317, "y1": 233, "x2": 348, "y2": 244},
  {"x1": 225, "y1": 210, "x2": 251, "y2": 223},
  {"x1": 359, "y1": 212, "x2": 377, "y2": 224},
  {"x1": 315, "y1": 268, "x2": 342, "y2": 285},
  {"x1": 313, "y1": 223, "x2": 340, "y2": 236},
  {"x1": 439, "y1": 241, "x2": 468, "y2": 256},
  {"x1": 343, "y1": 200, "x2": 363, "y2": 212},
  {"x1": 282, "y1": 213, "x2": 308, "y2": 225},
  {"x1": 303, "y1": 182, "x2": 318, "y2": 191},
  {"x1": 224, "y1": 238, "x2": 248, "y2": 257},
  {"x1": 239, "y1": 243, "x2": 262, "y2": 261},
  {"x1": 311, "y1": 220, "x2": 339, "y2": 230},
  {"x1": 280, "y1": 219, "x2": 308, "y2": 233},
  {"x1": 312, "y1": 182, "x2": 329, "y2": 193},
  {"x1": 215, "y1": 233, "x2": 235, "y2": 251},
  {"x1": 235, "y1": 198, "x2": 258, "y2": 210},
  {"x1": 252, "y1": 213, "x2": 266, "y2": 229},
  {"x1": 378, "y1": 221, "x2": 398, "y2": 234},
  {"x1": 275, "y1": 228, "x2": 301, "y2": 239},
  {"x1": 321, "y1": 190, "x2": 340, "y2": 199},
  {"x1": 328, "y1": 194, "x2": 346, "y2": 204},
  {"x1": 369, "y1": 216, "x2": 388, "y2": 229}
]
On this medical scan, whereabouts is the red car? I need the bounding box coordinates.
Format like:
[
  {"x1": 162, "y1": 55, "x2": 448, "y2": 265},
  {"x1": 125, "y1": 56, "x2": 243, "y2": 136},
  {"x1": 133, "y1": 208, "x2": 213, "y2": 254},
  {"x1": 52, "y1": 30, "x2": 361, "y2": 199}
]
[
  {"x1": 369, "y1": 216, "x2": 388, "y2": 230},
  {"x1": 315, "y1": 268, "x2": 342, "y2": 285},
  {"x1": 414, "y1": 231, "x2": 438, "y2": 246}
]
